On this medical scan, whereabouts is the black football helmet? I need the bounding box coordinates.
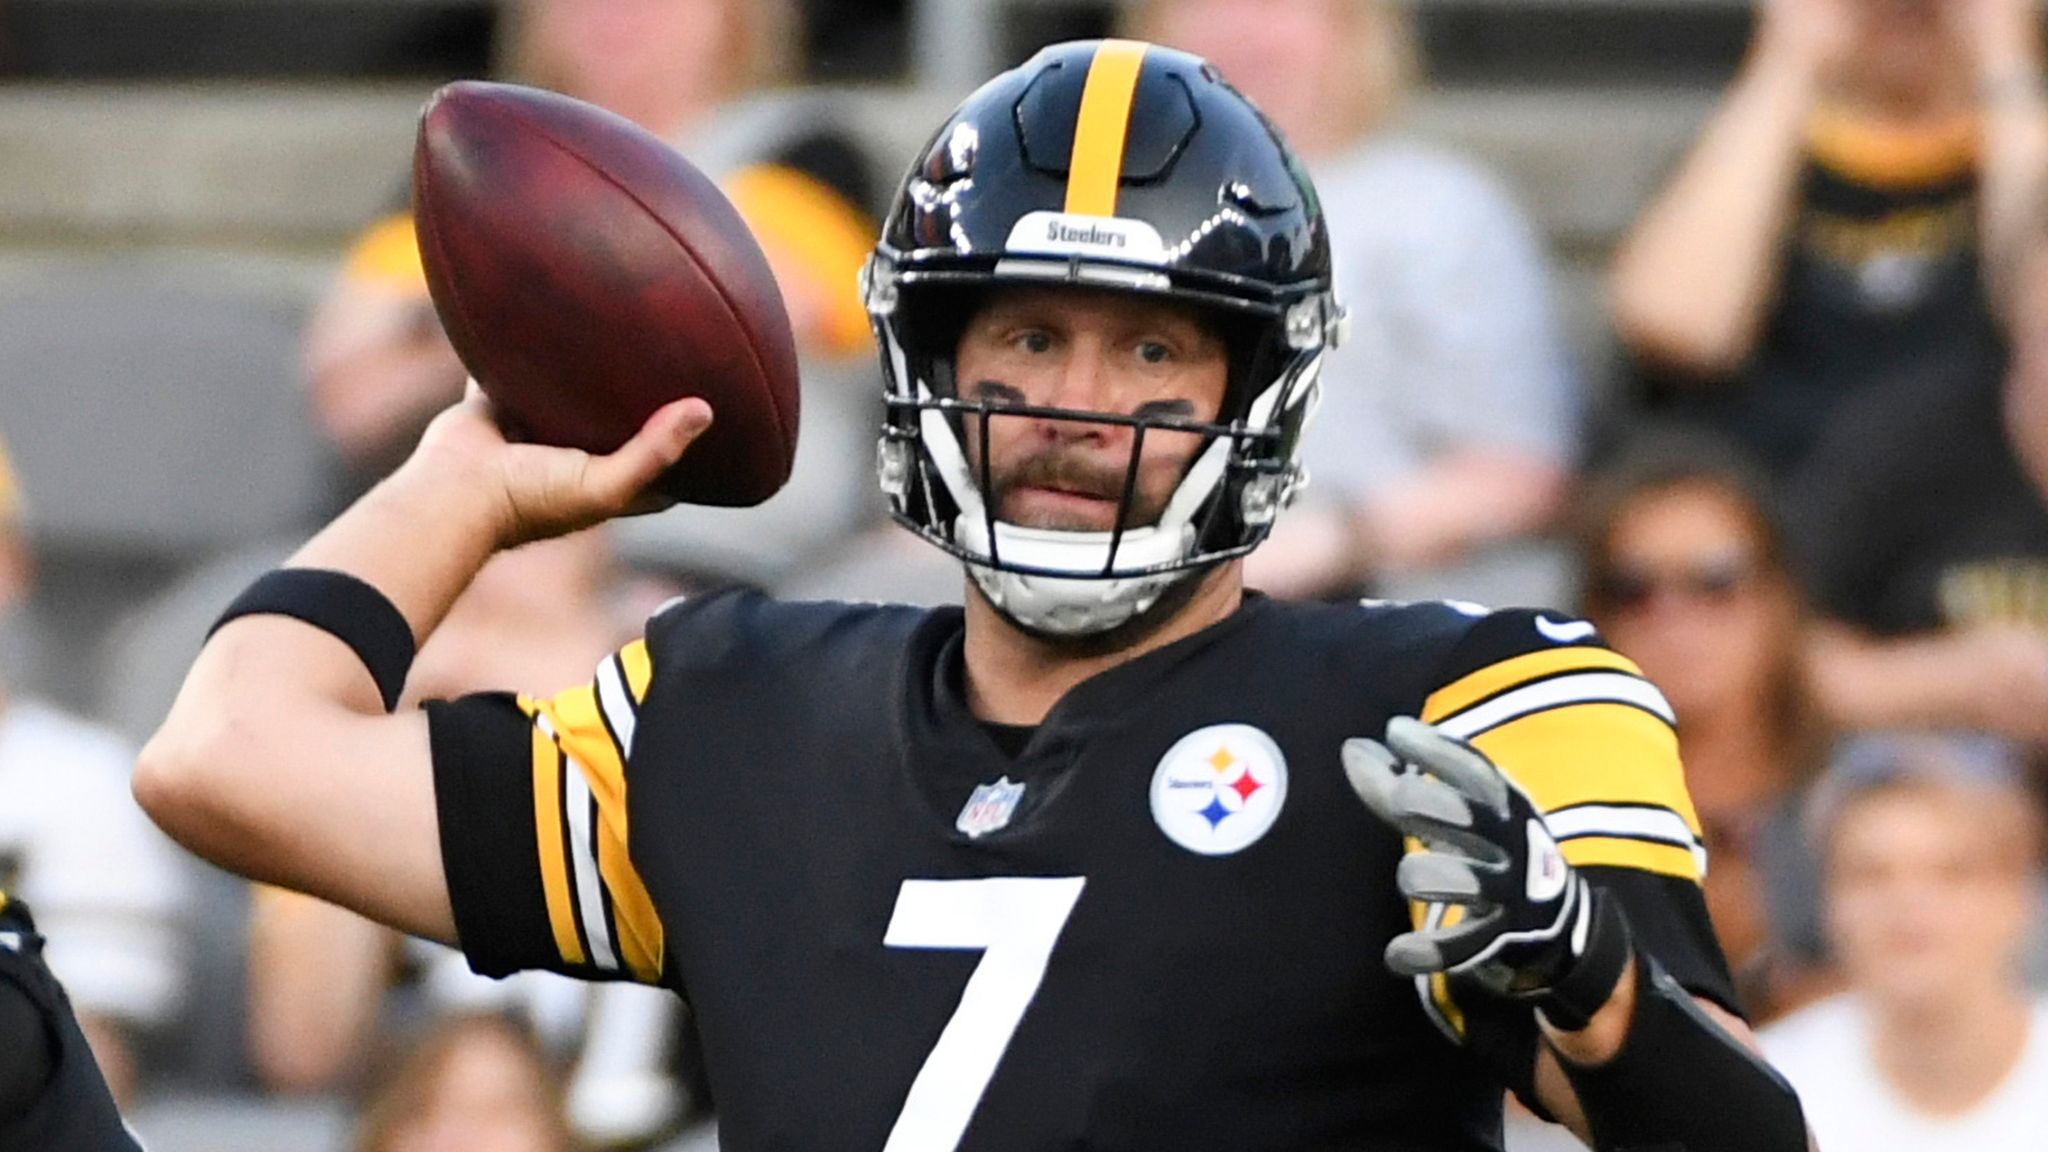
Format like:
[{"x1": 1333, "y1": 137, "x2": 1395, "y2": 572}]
[{"x1": 864, "y1": 39, "x2": 1342, "y2": 635}]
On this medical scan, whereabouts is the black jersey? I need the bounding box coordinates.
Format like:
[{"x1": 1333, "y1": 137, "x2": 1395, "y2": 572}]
[
  {"x1": 431, "y1": 592, "x2": 1732, "y2": 1152},
  {"x1": 0, "y1": 895, "x2": 143, "y2": 1152}
]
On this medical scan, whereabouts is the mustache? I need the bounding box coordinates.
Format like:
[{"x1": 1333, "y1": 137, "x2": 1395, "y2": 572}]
[{"x1": 988, "y1": 446, "x2": 1131, "y2": 505}]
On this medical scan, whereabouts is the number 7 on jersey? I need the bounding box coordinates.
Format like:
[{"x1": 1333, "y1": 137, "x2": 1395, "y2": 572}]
[{"x1": 881, "y1": 877, "x2": 1087, "y2": 1152}]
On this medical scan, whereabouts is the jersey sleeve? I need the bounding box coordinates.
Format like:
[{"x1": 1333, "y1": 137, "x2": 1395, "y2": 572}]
[
  {"x1": 427, "y1": 635, "x2": 668, "y2": 986},
  {"x1": 1409, "y1": 608, "x2": 1739, "y2": 1041}
]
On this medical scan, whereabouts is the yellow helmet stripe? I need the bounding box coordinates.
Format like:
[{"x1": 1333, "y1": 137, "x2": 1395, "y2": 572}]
[{"x1": 1064, "y1": 39, "x2": 1150, "y2": 217}]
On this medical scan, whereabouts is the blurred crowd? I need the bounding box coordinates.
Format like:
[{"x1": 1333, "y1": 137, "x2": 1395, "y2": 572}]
[{"x1": 3, "y1": 0, "x2": 2048, "y2": 1149}]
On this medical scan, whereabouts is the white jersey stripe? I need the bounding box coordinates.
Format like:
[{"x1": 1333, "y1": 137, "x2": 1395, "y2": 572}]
[
  {"x1": 562, "y1": 761, "x2": 620, "y2": 971},
  {"x1": 1435, "y1": 672, "x2": 1675, "y2": 741},
  {"x1": 1547, "y1": 805, "x2": 1711, "y2": 877},
  {"x1": 537, "y1": 712, "x2": 619, "y2": 972},
  {"x1": 1546, "y1": 804, "x2": 1699, "y2": 849},
  {"x1": 595, "y1": 655, "x2": 639, "y2": 760}
]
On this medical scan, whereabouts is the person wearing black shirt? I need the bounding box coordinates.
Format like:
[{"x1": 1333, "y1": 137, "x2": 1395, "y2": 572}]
[{"x1": 1611, "y1": 0, "x2": 2048, "y2": 480}]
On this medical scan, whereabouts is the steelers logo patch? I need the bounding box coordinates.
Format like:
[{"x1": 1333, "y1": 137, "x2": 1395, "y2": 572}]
[{"x1": 1149, "y1": 724, "x2": 1289, "y2": 856}]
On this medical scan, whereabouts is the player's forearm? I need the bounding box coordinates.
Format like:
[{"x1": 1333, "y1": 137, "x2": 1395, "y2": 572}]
[
  {"x1": 1609, "y1": 55, "x2": 1818, "y2": 376},
  {"x1": 135, "y1": 454, "x2": 498, "y2": 938},
  {"x1": 288, "y1": 453, "x2": 509, "y2": 651},
  {"x1": 156, "y1": 454, "x2": 500, "y2": 735},
  {"x1": 1537, "y1": 958, "x2": 1808, "y2": 1151},
  {"x1": 1538, "y1": 953, "x2": 1637, "y2": 1067}
]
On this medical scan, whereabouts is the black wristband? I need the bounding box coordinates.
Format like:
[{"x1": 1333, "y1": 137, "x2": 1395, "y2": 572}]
[
  {"x1": 1561, "y1": 957, "x2": 1806, "y2": 1152},
  {"x1": 210, "y1": 568, "x2": 416, "y2": 712},
  {"x1": 1532, "y1": 883, "x2": 1632, "y2": 1032}
]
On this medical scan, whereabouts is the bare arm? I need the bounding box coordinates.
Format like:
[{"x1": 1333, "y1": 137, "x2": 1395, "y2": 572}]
[
  {"x1": 1955, "y1": 0, "x2": 2048, "y2": 318},
  {"x1": 246, "y1": 889, "x2": 398, "y2": 1093},
  {"x1": 1609, "y1": 0, "x2": 1843, "y2": 377},
  {"x1": 1989, "y1": 16, "x2": 2048, "y2": 497},
  {"x1": 1245, "y1": 449, "x2": 1567, "y2": 599},
  {"x1": 134, "y1": 393, "x2": 710, "y2": 944},
  {"x1": 1806, "y1": 619, "x2": 2048, "y2": 742}
]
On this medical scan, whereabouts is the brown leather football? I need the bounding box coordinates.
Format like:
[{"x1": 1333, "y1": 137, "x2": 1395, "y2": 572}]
[{"x1": 413, "y1": 80, "x2": 800, "y2": 506}]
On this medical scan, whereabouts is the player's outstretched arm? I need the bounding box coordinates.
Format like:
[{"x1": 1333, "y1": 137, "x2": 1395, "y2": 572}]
[
  {"x1": 135, "y1": 392, "x2": 711, "y2": 944},
  {"x1": 1347, "y1": 719, "x2": 1812, "y2": 1151}
]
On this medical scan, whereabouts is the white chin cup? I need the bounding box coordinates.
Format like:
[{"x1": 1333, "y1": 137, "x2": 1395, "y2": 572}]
[{"x1": 955, "y1": 516, "x2": 1194, "y2": 636}]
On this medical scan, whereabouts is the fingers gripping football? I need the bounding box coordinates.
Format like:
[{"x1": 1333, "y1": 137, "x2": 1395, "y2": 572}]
[
  {"x1": 1344, "y1": 718, "x2": 1591, "y2": 997},
  {"x1": 415, "y1": 384, "x2": 714, "y2": 548}
]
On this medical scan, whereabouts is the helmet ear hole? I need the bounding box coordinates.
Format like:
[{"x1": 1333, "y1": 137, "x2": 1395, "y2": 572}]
[
  {"x1": 891, "y1": 283, "x2": 986, "y2": 375},
  {"x1": 1217, "y1": 310, "x2": 1282, "y2": 421}
]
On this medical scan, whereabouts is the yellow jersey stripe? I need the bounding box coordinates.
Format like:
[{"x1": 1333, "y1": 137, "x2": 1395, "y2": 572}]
[
  {"x1": 599, "y1": 819, "x2": 664, "y2": 982},
  {"x1": 1403, "y1": 867, "x2": 1468, "y2": 1039},
  {"x1": 618, "y1": 638, "x2": 654, "y2": 702},
  {"x1": 1806, "y1": 106, "x2": 1979, "y2": 191},
  {"x1": 1468, "y1": 703, "x2": 1697, "y2": 823},
  {"x1": 539, "y1": 683, "x2": 665, "y2": 983},
  {"x1": 1427, "y1": 903, "x2": 1468, "y2": 1038},
  {"x1": 1559, "y1": 836, "x2": 1701, "y2": 880},
  {"x1": 1422, "y1": 647, "x2": 1644, "y2": 725},
  {"x1": 1064, "y1": 39, "x2": 1149, "y2": 216},
  {"x1": 521, "y1": 697, "x2": 586, "y2": 967}
]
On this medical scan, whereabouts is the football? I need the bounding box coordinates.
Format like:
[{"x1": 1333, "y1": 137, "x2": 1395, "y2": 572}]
[{"x1": 412, "y1": 80, "x2": 801, "y2": 506}]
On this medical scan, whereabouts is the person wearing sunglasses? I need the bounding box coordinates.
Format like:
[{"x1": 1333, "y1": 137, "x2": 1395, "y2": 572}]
[{"x1": 1572, "y1": 432, "x2": 1836, "y2": 1029}]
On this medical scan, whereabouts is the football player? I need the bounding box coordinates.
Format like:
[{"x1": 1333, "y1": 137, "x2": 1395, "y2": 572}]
[
  {"x1": 0, "y1": 894, "x2": 146, "y2": 1150},
  {"x1": 139, "y1": 40, "x2": 1808, "y2": 1151}
]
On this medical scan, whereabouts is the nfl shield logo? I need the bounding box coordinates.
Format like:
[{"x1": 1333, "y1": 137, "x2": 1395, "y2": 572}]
[{"x1": 956, "y1": 776, "x2": 1026, "y2": 839}]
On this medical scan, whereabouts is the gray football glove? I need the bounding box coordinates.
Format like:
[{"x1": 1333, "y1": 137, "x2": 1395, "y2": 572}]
[{"x1": 1344, "y1": 717, "x2": 1631, "y2": 1029}]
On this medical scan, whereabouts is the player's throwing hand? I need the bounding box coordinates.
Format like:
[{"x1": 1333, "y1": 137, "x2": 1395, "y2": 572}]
[
  {"x1": 1344, "y1": 717, "x2": 1632, "y2": 1031},
  {"x1": 411, "y1": 382, "x2": 715, "y2": 550}
]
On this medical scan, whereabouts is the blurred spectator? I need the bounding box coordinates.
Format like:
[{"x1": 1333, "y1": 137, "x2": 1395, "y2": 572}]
[
  {"x1": 1574, "y1": 432, "x2": 1833, "y2": 1023},
  {"x1": 1128, "y1": 0, "x2": 1579, "y2": 608},
  {"x1": 1782, "y1": 348, "x2": 2048, "y2": 744},
  {"x1": 1761, "y1": 732, "x2": 2048, "y2": 1150},
  {"x1": 0, "y1": 440, "x2": 188, "y2": 1105},
  {"x1": 305, "y1": 0, "x2": 879, "y2": 503},
  {"x1": 1610, "y1": 0, "x2": 2048, "y2": 479},
  {"x1": 250, "y1": 533, "x2": 695, "y2": 1145},
  {"x1": 352, "y1": 1013, "x2": 580, "y2": 1152}
]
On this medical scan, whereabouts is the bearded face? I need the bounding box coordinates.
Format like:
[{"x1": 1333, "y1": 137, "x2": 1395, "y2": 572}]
[{"x1": 951, "y1": 286, "x2": 1229, "y2": 535}]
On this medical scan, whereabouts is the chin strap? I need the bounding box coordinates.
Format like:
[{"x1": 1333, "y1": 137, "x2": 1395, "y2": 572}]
[{"x1": 956, "y1": 515, "x2": 1195, "y2": 636}]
